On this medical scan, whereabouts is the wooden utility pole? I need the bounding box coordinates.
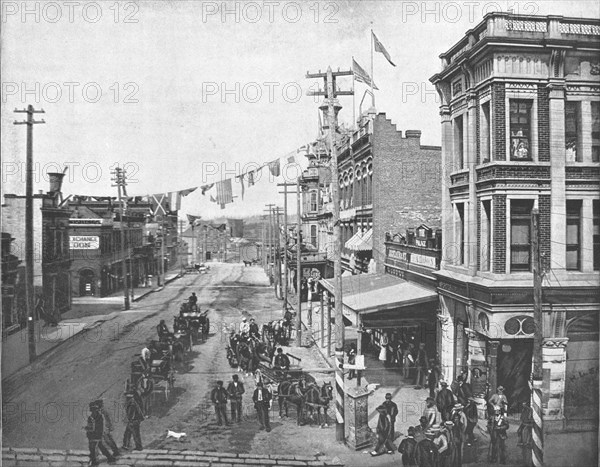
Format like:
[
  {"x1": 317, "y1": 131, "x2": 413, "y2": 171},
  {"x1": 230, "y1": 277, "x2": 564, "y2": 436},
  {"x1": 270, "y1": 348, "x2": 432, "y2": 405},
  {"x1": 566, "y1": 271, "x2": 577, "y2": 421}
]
[
  {"x1": 111, "y1": 166, "x2": 130, "y2": 310},
  {"x1": 278, "y1": 182, "x2": 297, "y2": 313},
  {"x1": 14, "y1": 105, "x2": 45, "y2": 363},
  {"x1": 531, "y1": 207, "x2": 544, "y2": 467},
  {"x1": 265, "y1": 204, "x2": 275, "y2": 287},
  {"x1": 296, "y1": 177, "x2": 302, "y2": 346},
  {"x1": 307, "y1": 66, "x2": 353, "y2": 442},
  {"x1": 274, "y1": 206, "x2": 284, "y2": 300},
  {"x1": 178, "y1": 219, "x2": 185, "y2": 274}
]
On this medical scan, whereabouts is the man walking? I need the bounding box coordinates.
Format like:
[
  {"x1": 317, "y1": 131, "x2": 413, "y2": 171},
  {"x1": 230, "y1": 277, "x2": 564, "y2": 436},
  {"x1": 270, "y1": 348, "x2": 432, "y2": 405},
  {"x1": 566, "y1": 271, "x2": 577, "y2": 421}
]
[
  {"x1": 227, "y1": 375, "x2": 245, "y2": 423},
  {"x1": 211, "y1": 380, "x2": 230, "y2": 426},
  {"x1": 464, "y1": 397, "x2": 478, "y2": 446},
  {"x1": 370, "y1": 405, "x2": 395, "y2": 456},
  {"x1": 427, "y1": 358, "x2": 441, "y2": 399},
  {"x1": 518, "y1": 400, "x2": 533, "y2": 466},
  {"x1": 85, "y1": 402, "x2": 116, "y2": 466},
  {"x1": 488, "y1": 386, "x2": 508, "y2": 416},
  {"x1": 488, "y1": 405, "x2": 509, "y2": 464},
  {"x1": 382, "y1": 393, "x2": 399, "y2": 439},
  {"x1": 414, "y1": 343, "x2": 429, "y2": 388},
  {"x1": 436, "y1": 381, "x2": 456, "y2": 422},
  {"x1": 253, "y1": 381, "x2": 272, "y2": 432},
  {"x1": 398, "y1": 426, "x2": 418, "y2": 466},
  {"x1": 95, "y1": 399, "x2": 120, "y2": 459},
  {"x1": 423, "y1": 397, "x2": 437, "y2": 429},
  {"x1": 122, "y1": 392, "x2": 144, "y2": 451}
]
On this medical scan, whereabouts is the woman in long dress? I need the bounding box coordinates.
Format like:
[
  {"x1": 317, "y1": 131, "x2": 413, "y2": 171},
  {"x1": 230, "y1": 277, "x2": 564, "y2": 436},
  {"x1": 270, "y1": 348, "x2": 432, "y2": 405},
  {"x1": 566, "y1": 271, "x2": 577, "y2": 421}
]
[{"x1": 379, "y1": 333, "x2": 388, "y2": 362}]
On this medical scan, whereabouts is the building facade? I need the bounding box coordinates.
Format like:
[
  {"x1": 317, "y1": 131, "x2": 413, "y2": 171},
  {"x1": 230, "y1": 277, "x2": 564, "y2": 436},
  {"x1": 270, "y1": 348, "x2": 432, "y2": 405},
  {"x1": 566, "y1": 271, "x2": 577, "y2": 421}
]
[{"x1": 430, "y1": 13, "x2": 599, "y2": 444}]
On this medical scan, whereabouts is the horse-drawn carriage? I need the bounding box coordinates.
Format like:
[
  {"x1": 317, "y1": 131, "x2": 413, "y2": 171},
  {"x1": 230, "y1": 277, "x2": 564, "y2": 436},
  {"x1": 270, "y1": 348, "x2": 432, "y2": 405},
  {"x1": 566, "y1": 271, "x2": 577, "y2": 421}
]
[
  {"x1": 179, "y1": 302, "x2": 210, "y2": 342},
  {"x1": 131, "y1": 341, "x2": 176, "y2": 403}
]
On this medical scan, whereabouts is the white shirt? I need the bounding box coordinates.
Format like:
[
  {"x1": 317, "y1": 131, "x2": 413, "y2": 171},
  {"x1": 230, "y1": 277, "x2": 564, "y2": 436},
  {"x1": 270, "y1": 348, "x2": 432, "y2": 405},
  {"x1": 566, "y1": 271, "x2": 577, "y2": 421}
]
[{"x1": 240, "y1": 322, "x2": 250, "y2": 333}]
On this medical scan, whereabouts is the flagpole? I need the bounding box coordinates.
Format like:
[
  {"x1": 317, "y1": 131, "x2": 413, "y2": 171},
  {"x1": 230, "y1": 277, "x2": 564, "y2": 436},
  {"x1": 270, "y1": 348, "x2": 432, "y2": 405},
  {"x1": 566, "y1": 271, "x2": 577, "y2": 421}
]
[
  {"x1": 352, "y1": 56, "x2": 356, "y2": 128},
  {"x1": 370, "y1": 29, "x2": 375, "y2": 107}
]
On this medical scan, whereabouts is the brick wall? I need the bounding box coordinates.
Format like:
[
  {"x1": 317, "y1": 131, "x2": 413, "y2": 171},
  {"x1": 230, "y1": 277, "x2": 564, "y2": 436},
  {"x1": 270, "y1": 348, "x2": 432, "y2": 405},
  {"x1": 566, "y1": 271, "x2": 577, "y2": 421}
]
[
  {"x1": 539, "y1": 194, "x2": 551, "y2": 272},
  {"x1": 538, "y1": 85, "x2": 550, "y2": 162},
  {"x1": 493, "y1": 83, "x2": 506, "y2": 161},
  {"x1": 372, "y1": 114, "x2": 442, "y2": 273},
  {"x1": 492, "y1": 194, "x2": 506, "y2": 273}
]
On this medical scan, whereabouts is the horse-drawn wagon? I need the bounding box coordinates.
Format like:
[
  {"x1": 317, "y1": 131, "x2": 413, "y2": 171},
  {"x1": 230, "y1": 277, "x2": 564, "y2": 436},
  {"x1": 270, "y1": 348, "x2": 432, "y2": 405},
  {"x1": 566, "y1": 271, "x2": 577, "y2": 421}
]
[{"x1": 179, "y1": 302, "x2": 210, "y2": 342}]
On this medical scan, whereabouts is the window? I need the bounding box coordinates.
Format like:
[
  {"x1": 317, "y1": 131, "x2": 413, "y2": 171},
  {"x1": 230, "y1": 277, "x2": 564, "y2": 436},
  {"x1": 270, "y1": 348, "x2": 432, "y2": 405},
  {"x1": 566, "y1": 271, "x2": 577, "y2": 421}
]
[
  {"x1": 592, "y1": 102, "x2": 600, "y2": 163},
  {"x1": 510, "y1": 199, "x2": 534, "y2": 272},
  {"x1": 366, "y1": 172, "x2": 373, "y2": 204},
  {"x1": 310, "y1": 192, "x2": 317, "y2": 212},
  {"x1": 594, "y1": 201, "x2": 599, "y2": 271},
  {"x1": 310, "y1": 225, "x2": 317, "y2": 247},
  {"x1": 565, "y1": 101, "x2": 581, "y2": 162},
  {"x1": 480, "y1": 200, "x2": 492, "y2": 271},
  {"x1": 566, "y1": 200, "x2": 582, "y2": 271},
  {"x1": 481, "y1": 101, "x2": 491, "y2": 163},
  {"x1": 510, "y1": 100, "x2": 533, "y2": 161},
  {"x1": 454, "y1": 115, "x2": 464, "y2": 169},
  {"x1": 456, "y1": 203, "x2": 465, "y2": 265}
]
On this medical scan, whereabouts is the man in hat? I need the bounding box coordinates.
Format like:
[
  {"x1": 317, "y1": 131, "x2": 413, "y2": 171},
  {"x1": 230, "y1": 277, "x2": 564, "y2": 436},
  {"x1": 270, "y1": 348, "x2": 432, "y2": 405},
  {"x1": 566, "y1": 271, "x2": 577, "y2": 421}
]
[
  {"x1": 518, "y1": 400, "x2": 533, "y2": 466},
  {"x1": 249, "y1": 318, "x2": 260, "y2": 340},
  {"x1": 273, "y1": 347, "x2": 290, "y2": 379},
  {"x1": 431, "y1": 424, "x2": 449, "y2": 465},
  {"x1": 122, "y1": 392, "x2": 144, "y2": 451},
  {"x1": 252, "y1": 381, "x2": 272, "y2": 432},
  {"x1": 210, "y1": 380, "x2": 230, "y2": 426},
  {"x1": 414, "y1": 416, "x2": 430, "y2": 442},
  {"x1": 414, "y1": 343, "x2": 429, "y2": 388},
  {"x1": 398, "y1": 426, "x2": 418, "y2": 466},
  {"x1": 187, "y1": 292, "x2": 198, "y2": 311},
  {"x1": 240, "y1": 317, "x2": 250, "y2": 336},
  {"x1": 436, "y1": 381, "x2": 456, "y2": 422},
  {"x1": 487, "y1": 405, "x2": 509, "y2": 464},
  {"x1": 488, "y1": 386, "x2": 508, "y2": 415},
  {"x1": 423, "y1": 397, "x2": 437, "y2": 429},
  {"x1": 156, "y1": 319, "x2": 172, "y2": 342},
  {"x1": 450, "y1": 407, "x2": 467, "y2": 466},
  {"x1": 371, "y1": 405, "x2": 395, "y2": 456},
  {"x1": 464, "y1": 397, "x2": 478, "y2": 446},
  {"x1": 382, "y1": 393, "x2": 399, "y2": 438},
  {"x1": 85, "y1": 402, "x2": 116, "y2": 466},
  {"x1": 427, "y1": 358, "x2": 441, "y2": 399},
  {"x1": 95, "y1": 399, "x2": 120, "y2": 458},
  {"x1": 415, "y1": 427, "x2": 439, "y2": 467},
  {"x1": 455, "y1": 375, "x2": 473, "y2": 406},
  {"x1": 227, "y1": 374, "x2": 245, "y2": 423}
]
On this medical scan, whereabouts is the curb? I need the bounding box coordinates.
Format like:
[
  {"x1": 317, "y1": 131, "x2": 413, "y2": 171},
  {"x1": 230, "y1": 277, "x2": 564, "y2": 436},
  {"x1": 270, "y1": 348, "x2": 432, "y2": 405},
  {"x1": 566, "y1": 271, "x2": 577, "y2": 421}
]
[{"x1": 132, "y1": 273, "x2": 182, "y2": 302}]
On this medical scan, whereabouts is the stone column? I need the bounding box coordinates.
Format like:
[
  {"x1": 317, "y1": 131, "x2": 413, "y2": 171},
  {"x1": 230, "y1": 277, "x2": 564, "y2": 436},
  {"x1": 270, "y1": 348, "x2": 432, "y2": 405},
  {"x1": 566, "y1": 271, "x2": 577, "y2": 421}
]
[
  {"x1": 488, "y1": 340, "x2": 500, "y2": 396},
  {"x1": 580, "y1": 100, "x2": 592, "y2": 163},
  {"x1": 344, "y1": 386, "x2": 371, "y2": 450},
  {"x1": 542, "y1": 337, "x2": 569, "y2": 422},
  {"x1": 466, "y1": 92, "x2": 478, "y2": 275},
  {"x1": 439, "y1": 104, "x2": 454, "y2": 269},
  {"x1": 582, "y1": 199, "x2": 594, "y2": 272},
  {"x1": 549, "y1": 81, "x2": 567, "y2": 270}
]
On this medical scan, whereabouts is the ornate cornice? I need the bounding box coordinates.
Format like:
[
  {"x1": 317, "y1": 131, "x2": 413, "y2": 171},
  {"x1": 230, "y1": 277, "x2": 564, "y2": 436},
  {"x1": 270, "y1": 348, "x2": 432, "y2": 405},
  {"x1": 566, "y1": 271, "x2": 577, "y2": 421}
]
[{"x1": 542, "y1": 337, "x2": 569, "y2": 349}]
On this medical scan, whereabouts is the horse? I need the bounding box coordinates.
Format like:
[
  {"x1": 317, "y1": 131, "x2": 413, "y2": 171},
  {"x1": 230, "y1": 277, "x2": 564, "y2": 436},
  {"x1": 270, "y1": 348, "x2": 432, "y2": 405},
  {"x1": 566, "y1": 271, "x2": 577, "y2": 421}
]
[
  {"x1": 255, "y1": 339, "x2": 274, "y2": 365},
  {"x1": 137, "y1": 372, "x2": 154, "y2": 416},
  {"x1": 303, "y1": 381, "x2": 333, "y2": 427},
  {"x1": 226, "y1": 346, "x2": 238, "y2": 368},
  {"x1": 277, "y1": 379, "x2": 308, "y2": 425},
  {"x1": 236, "y1": 339, "x2": 256, "y2": 375}
]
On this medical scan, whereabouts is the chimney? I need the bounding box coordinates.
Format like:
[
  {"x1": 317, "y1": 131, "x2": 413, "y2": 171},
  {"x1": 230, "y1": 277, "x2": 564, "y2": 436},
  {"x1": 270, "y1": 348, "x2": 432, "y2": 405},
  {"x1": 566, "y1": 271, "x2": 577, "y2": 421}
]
[
  {"x1": 405, "y1": 130, "x2": 422, "y2": 139},
  {"x1": 47, "y1": 172, "x2": 66, "y2": 194}
]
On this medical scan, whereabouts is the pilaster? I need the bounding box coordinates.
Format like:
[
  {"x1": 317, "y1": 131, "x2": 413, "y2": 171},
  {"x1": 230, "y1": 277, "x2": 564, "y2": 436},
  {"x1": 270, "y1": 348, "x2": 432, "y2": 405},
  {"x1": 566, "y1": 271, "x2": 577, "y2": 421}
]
[{"x1": 542, "y1": 337, "x2": 569, "y2": 421}]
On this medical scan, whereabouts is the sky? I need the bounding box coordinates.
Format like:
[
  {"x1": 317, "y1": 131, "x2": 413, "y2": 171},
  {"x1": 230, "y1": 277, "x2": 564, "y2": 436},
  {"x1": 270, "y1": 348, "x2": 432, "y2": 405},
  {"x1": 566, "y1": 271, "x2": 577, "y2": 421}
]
[{"x1": 2, "y1": 0, "x2": 598, "y2": 219}]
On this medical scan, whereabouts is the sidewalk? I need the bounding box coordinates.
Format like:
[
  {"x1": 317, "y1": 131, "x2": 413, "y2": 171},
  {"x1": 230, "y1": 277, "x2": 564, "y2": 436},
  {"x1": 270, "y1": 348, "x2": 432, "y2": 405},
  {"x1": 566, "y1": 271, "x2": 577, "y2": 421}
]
[{"x1": 1, "y1": 272, "x2": 182, "y2": 379}]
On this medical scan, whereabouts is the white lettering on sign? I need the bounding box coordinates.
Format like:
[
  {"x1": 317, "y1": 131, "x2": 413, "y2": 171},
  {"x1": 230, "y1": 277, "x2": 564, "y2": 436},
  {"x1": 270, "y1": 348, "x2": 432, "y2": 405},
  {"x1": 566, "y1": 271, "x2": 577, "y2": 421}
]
[
  {"x1": 388, "y1": 249, "x2": 408, "y2": 262},
  {"x1": 69, "y1": 218, "x2": 103, "y2": 226},
  {"x1": 411, "y1": 253, "x2": 437, "y2": 268},
  {"x1": 69, "y1": 235, "x2": 99, "y2": 250},
  {"x1": 415, "y1": 239, "x2": 427, "y2": 247}
]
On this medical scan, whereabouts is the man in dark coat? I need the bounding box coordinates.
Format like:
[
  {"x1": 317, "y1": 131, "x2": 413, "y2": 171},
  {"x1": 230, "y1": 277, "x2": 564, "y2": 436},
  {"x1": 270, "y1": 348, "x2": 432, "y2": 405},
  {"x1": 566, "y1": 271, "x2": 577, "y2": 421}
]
[
  {"x1": 382, "y1": 393, "x2": 399, "y2": 438},
  {"x1": 464, "y1": 397, "x2": 478, "y2": 445},
  {"x1": 95, "y1": 399, "x2": 120, "y2": 458},
  {"x1": 273, "y1": 348, "x2": 290, "y2": 379},
  {"x1": 398, "y1": 426, "x2": 418, "y2": 466},
  {"x1": 156, "y1": 320, "x2": 172, "y2": 341},
  {"x1": 488, "y1": 405, "x2": 509, "y2": 464},
  {"x1": 414, "y1": 343, "x2": 429, "y2": 388},
  {"x1": 85, "y1": 402, "x2": 116, "y2": 466},
  {"x1": 370, "y1": 405, "x2": 395, "y2": 456},
  {"x1": 210, "y1": 380, "x2": 230, "y2": 426},
  {"x1": 414, "y1": 428, "x2": 439, "y2": 467},
  {"x1": 121, "y1": 393, "x2": 144, "y2": 451},
  {"x1": 252, "y1": 381, "x2": 272, "y2": 431},
  {"x1": 249, "y1": 318, "x2": 260, "y2": 340},
  {"x1": 455, "y1": 375, "x2": 473, "y2": 406},
  {"x1": 227, "y1": 375, "x2": 245, "y2": 423},
  {"x1": 436, "y1": 381, "x2": 456, "y2": 422},
  {"x1": 427, "y1": 358, "x2": 441, "y2": 399}
]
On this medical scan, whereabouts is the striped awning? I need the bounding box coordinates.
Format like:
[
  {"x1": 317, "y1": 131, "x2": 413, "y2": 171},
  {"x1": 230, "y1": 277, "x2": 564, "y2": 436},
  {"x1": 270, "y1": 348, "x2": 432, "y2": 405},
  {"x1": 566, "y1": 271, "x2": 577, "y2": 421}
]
[
  {"x1": 351, "y1": 228, "x2": 373, "y2": 251},
  {"x1": 344, "y1": 230, "x2": 363, "y2": 250}
]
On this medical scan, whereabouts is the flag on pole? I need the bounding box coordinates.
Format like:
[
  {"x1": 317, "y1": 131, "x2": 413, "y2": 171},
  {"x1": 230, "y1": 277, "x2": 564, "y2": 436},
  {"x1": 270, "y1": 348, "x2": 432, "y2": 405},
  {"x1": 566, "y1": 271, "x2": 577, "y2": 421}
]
[
  {"x1": 248, "y1": 170, "x2": 255, "y2": 186},
  {"x1": 372, "y1": 31, "x2": 396, "y2": 67},
  {"x1": 168, "y1": 186, "x2": 197, "y2": 211},
  {"x1": 216, "y1": 179, "x2": 233, "y2": 205},
  {"x1": 150, "y1": 193, "x2": 168, "y2": 216},
  {"x1": 187, "y1": 214, "x2": 201, "y2": 225},
  {"x1": 268, "y1": 159, "x2": 281, "y2": 177},
  {"x1": 352, "y1": 58, "x2": 379, "y2": 90}
]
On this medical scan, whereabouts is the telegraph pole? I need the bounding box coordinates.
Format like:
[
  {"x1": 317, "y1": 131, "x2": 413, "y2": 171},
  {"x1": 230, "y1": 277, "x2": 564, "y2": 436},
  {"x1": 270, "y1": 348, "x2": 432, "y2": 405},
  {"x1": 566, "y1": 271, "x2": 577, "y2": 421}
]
[
  {"x1": 273, "y1": 206, "x2": 283, "y2": 300},
  {"x1": 531, "y1": 208, "x2": 544, "y2": 467},
  {"x1": 296, "y1": 178, "x2": 302, "y2": 346},
  {"x1": 278, "y1": 182, "x2": 297, "y2": 313},
  {"x1": 307, "y1": 66, "x2": 353, "y2": 442},
  {"x1": 14, "y1": 105, "x2": 45, "y2": 363},
  {"x1": 264, "y1": 204, "x2": 276, "y2": 288},
  {"x1": 111, "y1": 166, "x2": 130, "y2": 311}
]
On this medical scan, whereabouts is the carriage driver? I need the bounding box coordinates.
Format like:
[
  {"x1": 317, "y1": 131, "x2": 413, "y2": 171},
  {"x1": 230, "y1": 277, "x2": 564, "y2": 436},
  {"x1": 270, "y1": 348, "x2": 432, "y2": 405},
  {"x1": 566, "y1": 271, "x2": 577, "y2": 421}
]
[
  {"x1": 273, "y1": 348, "x2": 290, "y2": 378},
  {"x1": 188, "y1": 292, "x2": 198, "y2": 311},
  {"x1": 156, "y1": 320, "x2": 172, "y2": 341},
  {"x1": 249, "y1": 318, "x2": 260, "y2": 340},
  {"x1": 240, "y1": 317, "x2": 250, "y2": 337}
]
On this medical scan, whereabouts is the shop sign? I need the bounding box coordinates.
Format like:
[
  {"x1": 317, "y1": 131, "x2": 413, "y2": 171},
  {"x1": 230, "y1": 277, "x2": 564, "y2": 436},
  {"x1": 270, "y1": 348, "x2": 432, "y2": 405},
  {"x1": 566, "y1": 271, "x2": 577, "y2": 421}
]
[
  {"x1": 69, "y1": 235, "x2": 99, "y2": 249},
  {"x1": 411, "y1": 253, "x2": 437, "y2": 268},
  {"x1": 388, "y1": 249, "x2": 408, "y2": 262}
]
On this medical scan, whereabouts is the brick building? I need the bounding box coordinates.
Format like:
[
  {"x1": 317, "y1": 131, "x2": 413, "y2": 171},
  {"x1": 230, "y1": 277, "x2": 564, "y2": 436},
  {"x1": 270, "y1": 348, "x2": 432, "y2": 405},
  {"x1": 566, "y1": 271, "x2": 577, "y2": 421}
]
[
  {"x1": 182, "y1": 222, "x2": 228, "y2": 264},
  {"x1": 430, "y1": 13, "x2": 599, "y2": 457}
]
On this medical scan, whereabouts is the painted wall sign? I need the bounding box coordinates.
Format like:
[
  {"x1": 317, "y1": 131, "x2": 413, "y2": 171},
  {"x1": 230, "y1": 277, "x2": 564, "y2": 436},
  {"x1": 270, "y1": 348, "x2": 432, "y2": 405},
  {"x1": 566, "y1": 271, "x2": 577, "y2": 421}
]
[{"x1": 69, "y1": 235, "x2": 100, "y2": 249}]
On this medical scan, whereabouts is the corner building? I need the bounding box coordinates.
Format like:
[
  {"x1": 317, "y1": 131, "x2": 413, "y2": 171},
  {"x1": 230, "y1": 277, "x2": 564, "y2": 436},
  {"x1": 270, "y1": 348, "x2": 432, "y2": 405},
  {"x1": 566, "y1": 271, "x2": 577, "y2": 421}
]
[{"x1": 430, "y1": 12, "x2": 599, "y2": 447}]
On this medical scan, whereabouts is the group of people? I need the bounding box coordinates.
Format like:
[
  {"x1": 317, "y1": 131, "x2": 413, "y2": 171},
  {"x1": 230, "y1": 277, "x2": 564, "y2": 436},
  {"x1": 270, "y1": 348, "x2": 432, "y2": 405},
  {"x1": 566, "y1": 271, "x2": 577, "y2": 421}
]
[
  {"x1": 84, "y1": 391, "x2": 145, "y2": 466},
  {"x1": 210, "y1": 374, "x2": 274, "y2": 432}
]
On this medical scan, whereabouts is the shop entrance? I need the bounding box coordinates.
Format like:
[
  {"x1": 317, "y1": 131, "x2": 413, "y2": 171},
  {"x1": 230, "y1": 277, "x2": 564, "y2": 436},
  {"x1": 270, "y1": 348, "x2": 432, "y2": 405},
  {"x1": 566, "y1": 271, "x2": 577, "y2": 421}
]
[
  {"x1": 497, "y1": 338, "x2": 532, "y2": 412},
  {"x1": 78, "y1": 269, "x2": 95, "y2": 296}
]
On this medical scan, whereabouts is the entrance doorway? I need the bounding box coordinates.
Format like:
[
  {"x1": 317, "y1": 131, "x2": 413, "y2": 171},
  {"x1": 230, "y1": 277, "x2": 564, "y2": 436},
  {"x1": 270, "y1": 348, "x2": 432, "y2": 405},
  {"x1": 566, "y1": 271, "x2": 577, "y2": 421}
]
[
  {"x1": 206, "y1": 251, "x2": 211, "y2": 261},
  {"x1": 497, "y1": 338, "x2": 533, "y2": 412},
  {"x1": 79, "y1": 269, "x2": 95, "y2": 296}
]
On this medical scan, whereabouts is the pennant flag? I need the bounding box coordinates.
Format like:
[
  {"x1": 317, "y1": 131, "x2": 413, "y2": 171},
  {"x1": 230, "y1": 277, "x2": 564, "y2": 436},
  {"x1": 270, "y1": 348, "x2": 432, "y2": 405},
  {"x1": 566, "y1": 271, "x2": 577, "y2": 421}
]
[
  {"x1": 268, "y1": 159, "x2": 281, "y2": 177},
  {"x1": 372, "y1": 31, "x2": 396, "y2": 67},
  {"x1": 352, "y1": 58, "x2": 378, "y2": 90},
  {"x1": 287, "y1": 154, "x2": 295, "y2": 164},
  {"x1": 201, "y1": 183, "x2": 214, "y2": 195},
  {"x1": 187, "y1": 214, "x2": 201, "y2": 225},
  {"x1": 150, "y1": 193, "x2": 168, "y2": 216},
  {"x1": 248, "y1": 171, "x2": 255, "y2": 186},
  {"x1": 167, "y1": 186, "x2": 197, "y2": 212},
  {"x1": 216, "y1": 179, "x2": 233, "y2": 205},
  {"x1": 210, "y1": 195, "x2": 216, "y2": 203}
]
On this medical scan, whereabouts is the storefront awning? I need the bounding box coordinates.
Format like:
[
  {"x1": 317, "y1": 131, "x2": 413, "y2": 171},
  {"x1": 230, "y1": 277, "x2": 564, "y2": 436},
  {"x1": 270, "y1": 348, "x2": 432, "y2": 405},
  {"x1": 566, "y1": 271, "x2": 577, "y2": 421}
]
[
  {"x1": 320, "y1": 273, "x2": 437, "y2": 315},
  {"x1": 353, "y1": 228, "x2": 372, "y2": 251},
  {"x1": 344, "y1": 231, "x2": 363, "y2": 250}
]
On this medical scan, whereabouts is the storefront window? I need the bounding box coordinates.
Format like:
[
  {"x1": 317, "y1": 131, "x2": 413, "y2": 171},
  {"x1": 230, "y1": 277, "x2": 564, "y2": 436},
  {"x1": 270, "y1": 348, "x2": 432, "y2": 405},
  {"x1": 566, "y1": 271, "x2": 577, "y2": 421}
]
[
  {"x1": 510, "y1": 100, "x2": 533, "y2": 161},
  {"x1": 566, "y1": 200, "x2": 582, "y2": 271}
]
